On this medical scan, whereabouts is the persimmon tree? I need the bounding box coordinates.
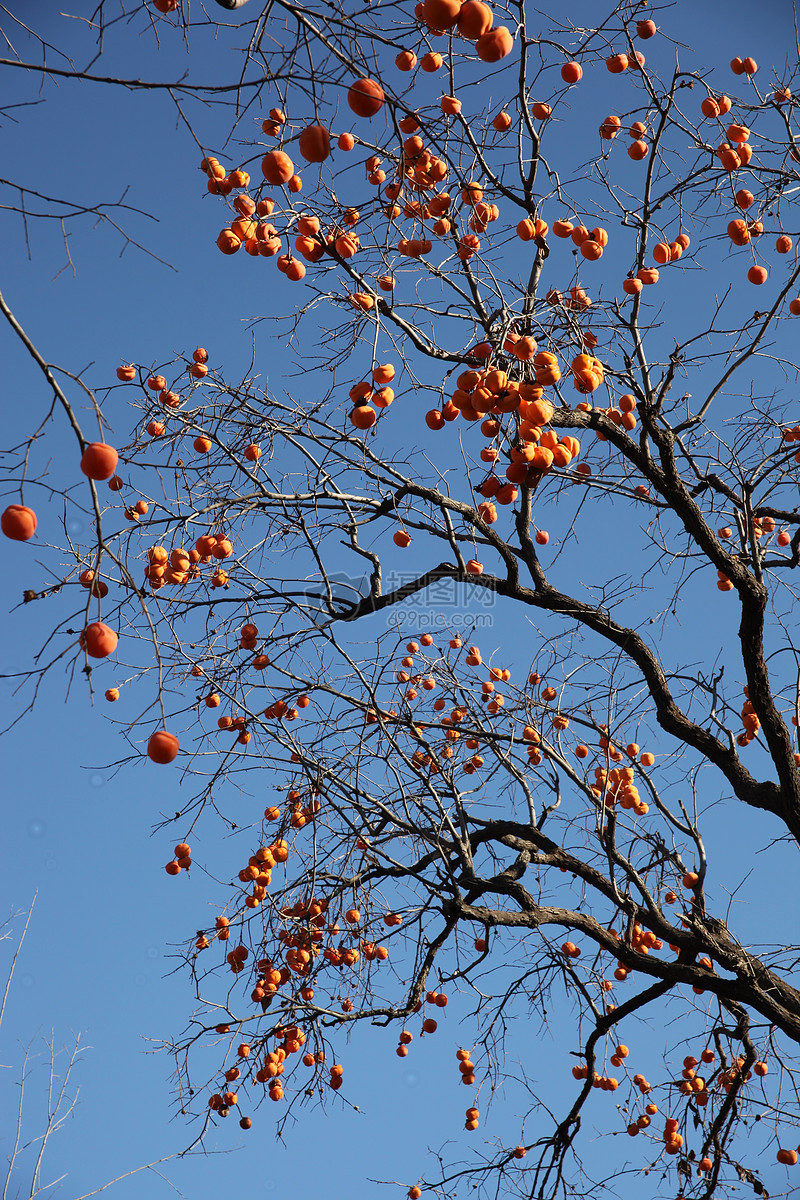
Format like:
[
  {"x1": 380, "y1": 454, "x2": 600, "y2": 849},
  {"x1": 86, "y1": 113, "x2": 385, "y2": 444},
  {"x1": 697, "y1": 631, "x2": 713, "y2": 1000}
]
[{"x1": 4, "y1": 2, "x2": 800, "y2": 1197}]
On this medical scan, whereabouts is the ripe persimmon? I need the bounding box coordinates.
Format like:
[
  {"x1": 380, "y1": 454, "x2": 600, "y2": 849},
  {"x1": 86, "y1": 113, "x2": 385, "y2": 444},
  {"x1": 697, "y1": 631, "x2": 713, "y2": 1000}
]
[
  {"x1": 261, "y1": 150, "x2": 295, "y2": 185},
  {"x1": 347, "y1": 78, "x2": 384, "y2": 117},
  {"x1": 457, "y1": 0, "x2": 492, "y2": 38},
  {"x1": 606, "y1": 53, "x2": 628, "y2": 73},
  {"x1": 81, "y1": 623, "x2": 118, "y2": 658},
  {"x1": 298, "y1": 124, "x2": 331, "y2": 163},
  {"x1": 2, "y1": 504, "x2": 37, "y2": 541},
  {"x1": 476, "y1": 27, "x2": 513, "y2": 62},
  {"x1": 80, "y1": 443, "x2": 119, "y2": 481},
  {"x1": 148, "y1": 730, "x2": 180, "y2": 764}
]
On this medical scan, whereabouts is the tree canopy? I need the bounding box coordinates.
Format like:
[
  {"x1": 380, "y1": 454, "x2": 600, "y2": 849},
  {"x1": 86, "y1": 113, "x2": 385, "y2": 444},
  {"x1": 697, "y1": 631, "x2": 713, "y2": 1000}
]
[{"x1": 4, "y1": 2, "x2": 800, "y2": 1197}]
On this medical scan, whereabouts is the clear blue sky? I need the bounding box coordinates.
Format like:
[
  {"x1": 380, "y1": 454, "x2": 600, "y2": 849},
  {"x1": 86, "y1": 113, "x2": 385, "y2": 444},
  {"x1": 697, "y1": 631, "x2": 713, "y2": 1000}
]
[{"x1": 1, "y1": 1, "x2": 798, "y2": 1197}]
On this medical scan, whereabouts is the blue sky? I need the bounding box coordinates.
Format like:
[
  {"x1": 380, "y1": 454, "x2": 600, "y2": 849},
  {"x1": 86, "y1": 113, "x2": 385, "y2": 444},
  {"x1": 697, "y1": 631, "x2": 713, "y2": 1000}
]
[{"x1": 2, "y1": 1, "x2": 800, "y2": 1197}]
